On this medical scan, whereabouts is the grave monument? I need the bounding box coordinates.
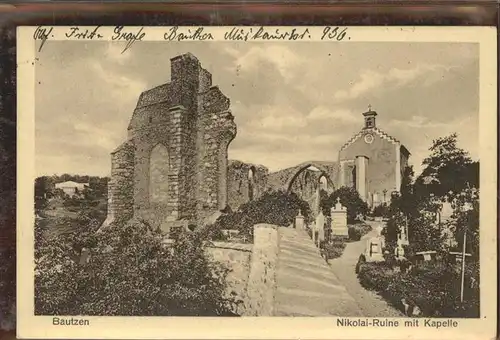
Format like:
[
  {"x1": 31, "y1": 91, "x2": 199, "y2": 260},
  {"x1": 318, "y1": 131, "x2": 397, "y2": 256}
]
[{"x1": 331, "y1": 198, "x2": 348, "y2": 236}]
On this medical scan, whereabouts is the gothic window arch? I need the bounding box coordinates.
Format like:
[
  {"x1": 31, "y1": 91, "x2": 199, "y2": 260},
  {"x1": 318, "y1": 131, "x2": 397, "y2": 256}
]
[
  {"x1": 149, "y1": 143, "x2": 170, "y2": 205},
  {"x1": 248, "y1": 167, "x2": 256, "y2": 201}
]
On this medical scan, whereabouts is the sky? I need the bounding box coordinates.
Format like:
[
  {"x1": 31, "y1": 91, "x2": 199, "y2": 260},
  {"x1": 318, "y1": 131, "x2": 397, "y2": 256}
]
[{"x1": 35, "y1": 41, "x2": 479, "y2": 177}]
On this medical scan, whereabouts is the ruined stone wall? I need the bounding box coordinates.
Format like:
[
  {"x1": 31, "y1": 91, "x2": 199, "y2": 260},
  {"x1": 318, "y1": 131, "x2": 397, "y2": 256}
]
[
  {"x1": 266, "y1": 168, "x2": 296, "y2": 192},
  {"x1": 289, "y1": 169, "x2": 322, "y2": 197},
  {"x1": 266, "y1": 162, "x2": 338, "y2": 193},
  {"x1": 128, "y1": 103, "x2": 188, "y2": 229},
  {"x1": 197, "y1": 87, "x2": 236, "y2": 223},
  {"x1": 103, "y1": 140, "x2": 135, "y2": 226},
  {"x1": 339, "y1": 160, "x2": 356, "y2": 189},
  {"x1": 106, "y1": 53, "x2": 236, "y2": 231},
  {"x1": 227, "y1": 160, "x2": 268, "y2": 210}
]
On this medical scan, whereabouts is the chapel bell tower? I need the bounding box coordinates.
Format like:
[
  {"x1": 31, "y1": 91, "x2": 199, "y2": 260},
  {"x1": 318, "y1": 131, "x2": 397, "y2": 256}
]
[{"x1": 363, "y1": 105, "x2": 377, "y2": 129}]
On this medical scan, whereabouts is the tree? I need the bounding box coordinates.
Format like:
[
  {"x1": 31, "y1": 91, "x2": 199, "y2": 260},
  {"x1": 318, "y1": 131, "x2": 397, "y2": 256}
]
[
  {"x1": 385, "y1": 165, "x2": 444, "y2": 252},
  {"x1": 372, "y1": 203, "x2": 389, "y2": 217},
  {"x1": 406, "y1": 199, "x2": 444, "y2": 253},
  {"x1": 35, "y1": 176, "x2": 54, "y2": 212},
  {"x1": 87, "y1": 176, "x2": 109, "y2": 200},
  {"x1": 416, "y1": 133, "x2": 478, "y2": 201},
  {"x1": 322, "y1": 186, "x2": 368, "y2": 224}
]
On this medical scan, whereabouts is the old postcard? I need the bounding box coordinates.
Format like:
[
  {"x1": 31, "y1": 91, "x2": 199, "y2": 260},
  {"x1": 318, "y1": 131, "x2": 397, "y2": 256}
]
[{"x1": 17, "y1": 26, "x2": 497, "y2": 339}]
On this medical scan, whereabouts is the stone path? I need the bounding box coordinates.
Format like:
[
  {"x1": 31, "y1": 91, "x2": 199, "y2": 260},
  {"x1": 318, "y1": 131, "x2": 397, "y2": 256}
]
[
  {"x1": 328, "y1": 221, "x2": 404, "y2": 317},
  {"x1": 273, "y1": 227, "x2": 363, "y2": 316}
]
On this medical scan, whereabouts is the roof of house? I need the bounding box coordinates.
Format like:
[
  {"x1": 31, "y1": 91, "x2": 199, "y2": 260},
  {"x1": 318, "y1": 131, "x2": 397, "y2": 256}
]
[{"x1": 55, "y1": 181, "x2": 89, "y2": 188}]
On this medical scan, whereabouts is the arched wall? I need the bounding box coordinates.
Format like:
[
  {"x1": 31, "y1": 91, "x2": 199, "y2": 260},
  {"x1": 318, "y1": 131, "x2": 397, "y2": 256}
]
[
  {"x1": 285, "y1": 163, "x2": 336, "y2": 193},
  {"x1": 149, "y1": 143, "x2": 170, "y2": 205}
]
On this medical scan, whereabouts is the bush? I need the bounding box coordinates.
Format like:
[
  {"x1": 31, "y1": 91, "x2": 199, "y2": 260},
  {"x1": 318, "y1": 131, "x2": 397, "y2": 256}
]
[
  {"x1": 372, "y1": 203, "x2": 389, "y2": 217},
  {"x1": 348, "y1": 227, "x2": 361, "y2": 241},
  {"x1": 357, "y1": 262, "x2": 396, "y2": 292},
  {"x1": 35, "y1": 219, "x2": 238, "y2": 316},
  {"x1": 321, "y1": 186, "x2": 368, "y2": 224},
  {"x1": 347, "y1": 224, "x2": 372, "y2": 241},
  {"x1": 208, "y1": 190, "x2": 311, "y2": 241},
  {"x1": 323, "y1": 237, "x2": 346, "y2": 260},
  {"x1": 357, "y1": 261, "x2": 479, "y2": 317}
]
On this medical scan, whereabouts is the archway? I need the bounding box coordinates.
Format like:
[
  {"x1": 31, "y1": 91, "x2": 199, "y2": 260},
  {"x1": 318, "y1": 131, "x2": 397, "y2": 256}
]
[
  {"x1": 319, "y1": 175, "x2": 328, "y2": 191},
  {"x1": 287, "y1": 164, "x2": 336, "y2": 218},
  {"x1": 286, "y1": 163, "x2": 335, "y2": 194}
]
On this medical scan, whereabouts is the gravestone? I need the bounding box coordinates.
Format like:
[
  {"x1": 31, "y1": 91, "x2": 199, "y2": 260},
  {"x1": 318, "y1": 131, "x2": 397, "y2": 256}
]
[
  {"x1": 330, "y1": 198, "x2": 348, "y2": 236},
  {"x1": 364, "y1": 236, "x2": 385, "y2": 262},
  {"x1": 295, "y1": 210, "x2": 304, "y2": 230},
  {"x1": 398, "y1": 222, "x2": 409, "y2": 246},
  {"x1": 394, "y1": 243, "x2": 405, "y2": 259}
]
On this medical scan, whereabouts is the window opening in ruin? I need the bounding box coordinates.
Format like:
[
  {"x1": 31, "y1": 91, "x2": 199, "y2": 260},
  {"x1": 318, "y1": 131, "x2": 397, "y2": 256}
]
[
  {"x1": 149, "y1": 144, "x2": 170, "y2": 205},
  {"x1": 248, "y1": 167, "x2": 255, "y2": 201},
  {"x1": 319, "y1": 175, "x2": 328, "y2": 192},
  {"x1": 303, "y1": 171, "x2": 312, "y2": 196}
]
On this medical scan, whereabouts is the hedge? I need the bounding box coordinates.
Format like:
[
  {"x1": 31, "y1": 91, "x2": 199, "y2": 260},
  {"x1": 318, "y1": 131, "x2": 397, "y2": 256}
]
[
  {"x1": 35, "y1": 219, "x2": 239, "y2": 316},
  {"x1": 347, "y1": 224, "x2": 372, "y2": 241},
  {"x1": 357, "y1": 261, "x2": 479, "y2": 317},
  {"x1": 206, "y1": 190, "x2": 311, "y2": 242},
  {"x1": 323, "y1": 237, "x2": 347, "y2": 260}
]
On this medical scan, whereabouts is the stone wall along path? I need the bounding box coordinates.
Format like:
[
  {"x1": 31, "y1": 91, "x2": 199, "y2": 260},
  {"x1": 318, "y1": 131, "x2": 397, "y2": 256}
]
[{"x1": 274, "y1": 227, "x2": 362, "y2": 316}]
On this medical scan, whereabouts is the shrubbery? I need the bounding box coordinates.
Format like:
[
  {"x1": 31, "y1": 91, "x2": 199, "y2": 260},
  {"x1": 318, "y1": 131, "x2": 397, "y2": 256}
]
[
  {"x1": 35, "y1": 219, "x2": 238, "y2": 316},
  {"x1": 320, "y1": 186, "x2": 368, "y2": 224},
  {"x1": 347, "y1": 224, "x2": 372, "y2": 241},
  {"x1": 357, "y1": 261, "x2": 479, "y2": 317},
  {"x1": 323, "y1": 237, "x2": 347, "y2": 260},
  {"x1": 372, "y1": 203, "x2": 389, "y2": 218},
  {"x1": 206, "y1": 190, "x2": 311, "y2": 241}
]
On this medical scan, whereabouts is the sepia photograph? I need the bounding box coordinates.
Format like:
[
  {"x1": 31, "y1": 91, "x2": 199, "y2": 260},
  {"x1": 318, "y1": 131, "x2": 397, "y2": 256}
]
[{"x1": 17, "y1": 26, "x2": 496, "y2": 339}]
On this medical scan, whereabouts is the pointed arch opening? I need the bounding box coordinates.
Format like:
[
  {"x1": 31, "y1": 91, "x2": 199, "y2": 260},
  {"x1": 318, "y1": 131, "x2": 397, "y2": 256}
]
[
  {"x1": 319, "y1": 175, "x2": 328, "y2": 192},
  {"x1": 149, "y1": 143, "x2": 170, "y2": 205},
  {"x1": 248, "y1": 166, "x2": 256, "y2": 201}
]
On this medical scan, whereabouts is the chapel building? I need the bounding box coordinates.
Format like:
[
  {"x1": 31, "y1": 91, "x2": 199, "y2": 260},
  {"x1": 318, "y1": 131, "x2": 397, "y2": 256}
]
[{"x1": 337, "y1": 108, "x2": 410, "y2": 207}]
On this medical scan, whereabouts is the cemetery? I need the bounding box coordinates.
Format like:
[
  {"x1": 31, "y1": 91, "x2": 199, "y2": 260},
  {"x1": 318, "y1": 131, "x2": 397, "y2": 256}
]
[{"x1": 32, "y1": 53, "x2": 480, "y2": 318}]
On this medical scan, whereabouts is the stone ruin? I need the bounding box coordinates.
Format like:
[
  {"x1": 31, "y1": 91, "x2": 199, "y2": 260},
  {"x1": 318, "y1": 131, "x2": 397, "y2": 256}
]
[
  {"x1": 227, "y1": 160, "x2": 269, "y2": 210},
  {"x1": 102, "y1": 53, "x2": 411, "y2": 236},
  {"x1": 103, "y1": 53, "x2": 237, "y2": 233}
]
